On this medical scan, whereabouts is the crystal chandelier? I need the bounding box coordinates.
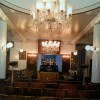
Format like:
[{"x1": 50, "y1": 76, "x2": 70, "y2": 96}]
[
  {"x1": 42, "y1": 40, "x2": 60, "y2": 53},
  {"x1": 30, "y1": 0, "x2": 72, "y2": 30}
]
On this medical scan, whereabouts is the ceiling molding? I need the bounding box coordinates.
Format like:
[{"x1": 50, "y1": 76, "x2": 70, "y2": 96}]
[
  {"x1": 0, "y1": 0, "x2": 29, "y2": 14},
  {"x1": 0, "y1": 8, "x2": 27, "y2": 41},
  {"x1": 0, "y1": 0, "x2": 100, "y2": 14},
  {"x1": 73, "y1": 2, "x2": 100, "y2": 14},
  {"x1": 71, "y1": 13, "x2": 100, "y2": 44}
]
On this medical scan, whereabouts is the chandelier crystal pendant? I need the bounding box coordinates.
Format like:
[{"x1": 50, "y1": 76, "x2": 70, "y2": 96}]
[
  {"x1": 42, "y1": 40, "x2": 60, "y2": 53},
  {"x1": 30, "y1": 0, "x2": 72, "y2": 29}
]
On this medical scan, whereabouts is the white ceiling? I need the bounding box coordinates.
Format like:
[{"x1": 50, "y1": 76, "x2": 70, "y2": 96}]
[{"x1": 0, "y1": 0, "x2": 100, "y2": 45}]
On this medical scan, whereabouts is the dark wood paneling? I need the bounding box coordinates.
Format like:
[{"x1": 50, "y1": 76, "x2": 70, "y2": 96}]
[{"x1": 39, "y1": 72, "x2": 59, "y2": 80}]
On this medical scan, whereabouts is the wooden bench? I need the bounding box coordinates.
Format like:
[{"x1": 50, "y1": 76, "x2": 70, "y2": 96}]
[
  {"x1": 10, "y1": 95, "x2": 35, "y2": 100},
  {"x1": 37, "y1": 96, "x2": 61, "y2": 100},
  {"x1": 0, "y1": 94, "x2": 10, "y2": 100}
]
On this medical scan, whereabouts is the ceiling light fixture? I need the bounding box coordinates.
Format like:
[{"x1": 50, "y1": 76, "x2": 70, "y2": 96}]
[
  {"x1": 19, "y1": 41, "x2": 23, "y2": 52},
  {"x1": 30, "y1": 0, "x2": 72, "y2": 31},
  {"x1": 19, "y1": 48, "x2": 23, "y2": 53}
]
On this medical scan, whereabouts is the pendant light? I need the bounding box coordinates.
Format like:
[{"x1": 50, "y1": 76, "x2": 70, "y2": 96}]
[
  {"x1": 19, "y1": 40, "x2": 23, "y2": 52},
  {"x1": 73, "y1": 51, "x2": 77, "y2": 55}
]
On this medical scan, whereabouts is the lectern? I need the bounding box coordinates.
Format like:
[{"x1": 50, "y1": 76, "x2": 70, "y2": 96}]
[{"x1": 8, "y1": 61, "x2": 18, "y2": 84}]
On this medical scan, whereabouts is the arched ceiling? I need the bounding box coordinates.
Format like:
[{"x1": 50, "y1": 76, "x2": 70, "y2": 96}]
[
  {"x1": 0, "y1": 0, "x2": 100, "y2": 44},
  {"x1": 1, "y1": 0, "x2": 100, "y2": 12}
]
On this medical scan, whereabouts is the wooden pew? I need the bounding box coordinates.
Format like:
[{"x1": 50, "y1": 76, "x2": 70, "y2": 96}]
[
  {"x1": 46, "y1": 89, "x2": 64, "y2": 98},
  {"x1": 13, "y1": 82, "x2": 28, "y2": 88},
  {"x1": 0, "y1": 94, "x2": 10, "y2": 100},
  {"x1": 63, "y1": 98, "x2": 88, "y2": 100},
  {"x1": 5, "y1": 86, "x2": 23, "y2": 95},
  {"x1": 29, "y1": 82, "x2": 43, "y2": 88},
  {"x1": 27, "y1": 88, "x2": 42, "y2": 97},
  {"x1": 0, "y1": 86, "x2": 6, "y2": 94},
  {"x1": 10, "y1": 95, "x2": 35, "y2": 100},
  {"x1": 37, "y1": 96, "x2": 61, "y2": 100},
  {"x1": 43, "y1": 83, "x2": 59, "y2": 89},
  {"x1": 63, "y1": 89, "x2": 82, "y2": 98},
  {"x1": 81, "y1": 90, "x2": 100, "y2": 99},
  {"x1": 59, "y1": 84, "x2": 77, "y2": 90}
]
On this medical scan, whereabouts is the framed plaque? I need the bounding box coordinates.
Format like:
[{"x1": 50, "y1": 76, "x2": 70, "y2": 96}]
[{"x1": 19, "y1": 51, "x2": 26, "y2": 60}]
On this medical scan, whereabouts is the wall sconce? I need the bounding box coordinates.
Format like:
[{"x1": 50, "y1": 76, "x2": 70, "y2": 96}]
[
  {"x1": 85, "y1": 45, "x2": 100, "y2": 53},
  {"x1": 2, "y1": 42, "x2": 13, "y2": 49},
  {"x1": 90, "y1": 46, "x2": 94, "y2": 51},
  {"x1": 95, "y1": 47, "x2": 99, "y2": 51},
  {"x1": 85, "y1": 45, "x2": 91, "y2": 51},
  {"x1": 6, "y1": 42, "x2": 13, "y2": 48},
  {"x1": 2, "y1": 44, "x2": 6, "y2": 49},
  {"x1": 73, "y1": 51, "x2": 78, "y2": 56}
]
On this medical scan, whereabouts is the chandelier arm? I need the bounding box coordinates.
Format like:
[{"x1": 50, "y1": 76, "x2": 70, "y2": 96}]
[{"x1": 30, "y1": 0, "x2": 72, "y2": 30}]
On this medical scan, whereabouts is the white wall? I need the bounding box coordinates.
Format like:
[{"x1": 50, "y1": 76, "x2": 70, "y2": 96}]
[
  {"x1": 10, "y1": 42, "x2": 38, "y2": 70},
  {"x1": 60, "y1": 44, "x2": 75, "y2": 54}
]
